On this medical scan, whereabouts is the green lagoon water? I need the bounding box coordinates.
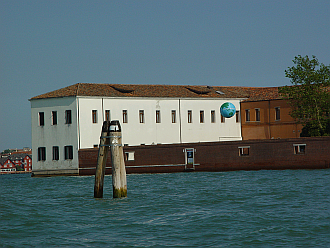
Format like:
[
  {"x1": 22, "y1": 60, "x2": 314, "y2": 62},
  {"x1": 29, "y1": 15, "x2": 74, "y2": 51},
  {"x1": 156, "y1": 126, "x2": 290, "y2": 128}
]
[{"x1": 1, "y1": 170, "x2": 329, "y2": 247}]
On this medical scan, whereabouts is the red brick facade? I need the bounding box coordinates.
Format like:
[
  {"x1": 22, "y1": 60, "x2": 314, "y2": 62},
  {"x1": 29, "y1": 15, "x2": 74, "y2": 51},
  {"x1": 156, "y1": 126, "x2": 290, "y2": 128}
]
[
  {"x1": 78, "y1": 136, "x2": 330, "y2": 175},
  {"x1": 0, "y1": 154, "x2": 32, "y2": 174},
  {"x1": 241, "y1": 99, "x2": 303, "y2": 140}
]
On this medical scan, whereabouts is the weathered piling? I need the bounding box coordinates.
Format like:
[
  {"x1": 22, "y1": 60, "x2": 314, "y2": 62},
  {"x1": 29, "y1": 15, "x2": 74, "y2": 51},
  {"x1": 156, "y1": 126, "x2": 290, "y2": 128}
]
[
  {"x1": 94, "y1": 121, "x2": 111, "y2": 198},
  {"x1": 109, "y1": 120, "x2": 127, "y2": 198}
]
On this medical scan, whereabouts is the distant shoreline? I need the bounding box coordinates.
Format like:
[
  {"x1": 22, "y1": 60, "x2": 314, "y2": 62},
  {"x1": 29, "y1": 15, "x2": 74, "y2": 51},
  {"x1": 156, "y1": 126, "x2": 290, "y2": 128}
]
[{"x1": 0, "y1": 171, "x2": 31, "y2": 175}]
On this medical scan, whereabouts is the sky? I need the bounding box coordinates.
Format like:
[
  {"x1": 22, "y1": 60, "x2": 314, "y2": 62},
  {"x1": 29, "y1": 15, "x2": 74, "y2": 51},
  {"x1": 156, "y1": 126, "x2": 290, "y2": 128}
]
[{"x1": 1, "y1": 0, "x2": 330, "y2": 152}]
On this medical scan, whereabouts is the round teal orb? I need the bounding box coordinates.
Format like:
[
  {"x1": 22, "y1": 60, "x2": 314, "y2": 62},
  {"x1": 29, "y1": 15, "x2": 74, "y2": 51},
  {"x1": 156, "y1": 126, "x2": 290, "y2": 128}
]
[{"x1": 220, "y1": 102, "x2": 236, "y2": 118}]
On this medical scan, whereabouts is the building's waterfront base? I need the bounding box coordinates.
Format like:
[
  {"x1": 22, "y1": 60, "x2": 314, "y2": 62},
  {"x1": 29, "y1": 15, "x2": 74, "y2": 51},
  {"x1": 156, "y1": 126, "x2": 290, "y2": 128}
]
[
  {"x1": 78, "y1": 137, "x2": 330, "y2": 176},
  {"x1": 32, "y1": 137, "x2": 330, "y2": 177},
  {"x1": 31, "y1": 169, "x2": 79, "y2": 177}
]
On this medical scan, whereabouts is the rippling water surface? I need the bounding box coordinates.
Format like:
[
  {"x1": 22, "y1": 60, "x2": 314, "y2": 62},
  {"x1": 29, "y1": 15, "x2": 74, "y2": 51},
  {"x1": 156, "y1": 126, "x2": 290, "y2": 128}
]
[{"x1": 1, "y1": 170, "x2": 330, "y2": 247}]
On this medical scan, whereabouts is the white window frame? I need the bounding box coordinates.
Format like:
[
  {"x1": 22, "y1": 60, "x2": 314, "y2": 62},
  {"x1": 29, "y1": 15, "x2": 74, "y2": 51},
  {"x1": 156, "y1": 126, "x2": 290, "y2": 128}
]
[
  {"x1": 188, "y1": 110, "x2": 192, "y2": 123},
  {"x1": 293, "y1": 144, "x2": 306, "y2": 154},
  {"x1": 238, "y1": 146, "x2": 250, "y2": 156},
  {"x1": 125, "y1": 151, "x2": 135, "y2": 161},
  {"x1": 171, "y1": 110, "x2": 176, "y2": 123},
  {"x1": 92, "y1": 110, "x2": 98, "y2": 123},
  {"x1": 139, "y1": 110, "x2": 144, "y2": 123},
  {"x1": 156, "y1": 110, "x2": 161, "y2": 123}
]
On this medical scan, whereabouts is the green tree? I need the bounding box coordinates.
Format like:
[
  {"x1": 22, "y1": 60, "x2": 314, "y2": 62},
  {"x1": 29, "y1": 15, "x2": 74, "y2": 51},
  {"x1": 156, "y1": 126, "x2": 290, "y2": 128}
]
[
  {"x1": 1, "y1": 149, "x2": 12, "y2": 154},
  {"x1": 279, "y1": 55, "x2": 330, "y2": 136}
]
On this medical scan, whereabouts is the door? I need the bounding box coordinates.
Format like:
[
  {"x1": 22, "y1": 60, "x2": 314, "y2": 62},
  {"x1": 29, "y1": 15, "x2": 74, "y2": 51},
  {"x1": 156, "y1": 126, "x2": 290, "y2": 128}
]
[{"x1": 185, "y1": 148, "x2": 195, "y2": 170}]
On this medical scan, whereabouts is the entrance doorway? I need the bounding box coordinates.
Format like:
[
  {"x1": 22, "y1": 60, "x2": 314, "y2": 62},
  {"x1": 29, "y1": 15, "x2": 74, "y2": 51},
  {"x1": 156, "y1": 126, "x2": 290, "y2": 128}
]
[{"x1": 184, "y1": 148, "x2": 195, "y2": 171}]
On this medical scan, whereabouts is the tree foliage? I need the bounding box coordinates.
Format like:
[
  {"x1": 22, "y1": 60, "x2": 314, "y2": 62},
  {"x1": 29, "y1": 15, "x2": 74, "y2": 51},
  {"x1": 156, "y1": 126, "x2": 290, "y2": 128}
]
[{"x1": 279, "y1": 55, "x2": 330, "y2": 136}]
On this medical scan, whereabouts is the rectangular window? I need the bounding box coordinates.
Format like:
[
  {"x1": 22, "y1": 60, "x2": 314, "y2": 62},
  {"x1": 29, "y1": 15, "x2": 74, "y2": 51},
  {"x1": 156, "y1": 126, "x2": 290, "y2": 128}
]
[
  {"x1": 92, "y1": 110, "x2": 97, "y2": 123},
  {"x1": 238, "y1": 146, "x2": 250, "y2": 156},
  {"x1": 39, "y1": 112, "x2": 45, "y2": 126},
  {"x1": 293, "y1": 144, "x2": 306, "y2": 154},
  {"x1": 52, "y1": 111, "x2": 57, "y2": 125},
  {"x1": 188, "y1": 110, "x2": 192, "y2": 123},
  {"x1": 221, "y1": 114, "x2": 225, "y2": 123},
  {"x1": 38, "y1": 147, "x2": 46, "y2": 161},
  {"x1": 211, "y1": 110, "x2": 215, "y2": 123},
  {"x1": 52, "y1": 146, "x2": 59, "y2": 160},
  {"x1": 65, "y1": 110, "x2": 72, "y2": 124},
  {"x1": 172, "y1": 110, "x2": 176, "y2": 123},
  {"x1": 139, "y1": 110, "x2": 144, "y2": 123},
  {"x1": 236, "y1": 111, "x2": 240, "y2": 123},
  {"x1": 105, "y1": 110, "x2": 110, "y2": 121},
  {"x1": 64, "y1": 145, "x2": 73, "y2": 160},
  {"x1": 275, "y1": 107, "x2": 280, "y2": 120},
  {"x1": 245, "y1": 109, "x2": 250, "y2": 122},
  {"x1": 255, "y1": 109, "x2": 260, "y2": 122},
  {"x1": 200, "y1": 110, "x2": 204, "y2": 123},
  {"x1": 125, "y1": 151, "x2": 135, "y2": 161},
  {"x1": 156, "y1": 110, "x2": 161, "y2": 123},
  {"x1": 123, "y1": 110, "x2": 128, "y2": 123}
]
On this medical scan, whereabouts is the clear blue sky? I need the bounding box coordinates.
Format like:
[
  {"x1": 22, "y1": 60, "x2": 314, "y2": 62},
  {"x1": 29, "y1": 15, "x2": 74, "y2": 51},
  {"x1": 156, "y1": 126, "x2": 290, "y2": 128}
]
[{"x1": 1, "y1": 0, "x2": 330, "y2": 152}]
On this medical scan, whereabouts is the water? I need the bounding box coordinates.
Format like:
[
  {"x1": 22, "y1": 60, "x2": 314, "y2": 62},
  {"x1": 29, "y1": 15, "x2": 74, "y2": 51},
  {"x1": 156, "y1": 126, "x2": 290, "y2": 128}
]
[{"x1": 1, "y1": 170, "x2": 329, "y2": 247}]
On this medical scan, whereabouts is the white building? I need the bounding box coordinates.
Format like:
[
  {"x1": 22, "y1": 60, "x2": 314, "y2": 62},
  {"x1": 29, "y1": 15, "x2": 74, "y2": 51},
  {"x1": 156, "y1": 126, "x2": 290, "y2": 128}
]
[{"x1": 30, "y1": 83, "x2": 247, "y2": 175}]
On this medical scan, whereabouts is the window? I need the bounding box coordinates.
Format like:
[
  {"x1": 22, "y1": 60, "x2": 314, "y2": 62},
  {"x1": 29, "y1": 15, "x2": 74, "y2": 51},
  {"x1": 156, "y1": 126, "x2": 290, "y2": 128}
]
[
  {"x1": 188, "y1": 110, "x2": 192, "y2": 123},
  {"x1": 245, "y1": 109, "x2": 250, "y2": 122},
  {"x1": 221, "y1": 114, "x2": 225, "y2": 123},
  {"x1": 52, "y1": 111, "x2": 57, "y2": 125},
  {"x1": 123, "y1": 110, "x2": 128, "y2": 123},
  {"x1": 172, "y1": 110, "x2": 176, "y2": 123},
  {"x1": 293, "y1": 144, "x2": 306, "y2": 154},
  {"x1": 105, "y1": 110, "x2": 110, "y2": 121},
  {"x1": 275, "y1": 107, "x2": 280, "y2": 120},
  {"x1": 125, "y1": 151, "x2": 135, "y2": 161},
  {"x1": 211, "y1": 110, "x2": 215, "y2": 123},
  {"x1": 92, "y1": 110, "x2": 97, "y2": 123},
  {"x1": 156, "y1": 110, "x2": 161, "y2": 123},
  {"x1": 38, "y1": 147, "x2": 46, "y2": 161},
  {"x1": 255, "y1": 109, "x2": 260, "y2": 122},
  {"x1": 39, "y1": 112, "x2": 45, "y2": 126},
  {"x1": 52, "y1": 146, "x2": 59, "y2": 160},
  {"x1": 64, "y1": 146, "x2": 73, "y2": 160},
  {"x1": 65, "y1": 110, "x2": 72, "y2": 124},
  {"x1": 200, "y1": 110, "x2": 204, "y2": 123},
  {"x1": 236, "y1": 111, "x2": 240, "y2": 123},
  {"x1": 139, "y1": 110, "x2": 144, "y2": 123},
  {"x1": 238, "y1": 146, "x2": 250, "y2": 156}
]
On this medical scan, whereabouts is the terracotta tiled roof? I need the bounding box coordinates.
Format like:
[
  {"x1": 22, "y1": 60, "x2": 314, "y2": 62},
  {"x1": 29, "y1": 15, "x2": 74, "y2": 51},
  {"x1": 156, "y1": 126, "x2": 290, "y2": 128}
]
[
  {"x1": 242, "y1": 87, "x2": 282, "y2": 101},
  {"x1": 29, "y1": 83, "x2": 283, "y2": 101}
]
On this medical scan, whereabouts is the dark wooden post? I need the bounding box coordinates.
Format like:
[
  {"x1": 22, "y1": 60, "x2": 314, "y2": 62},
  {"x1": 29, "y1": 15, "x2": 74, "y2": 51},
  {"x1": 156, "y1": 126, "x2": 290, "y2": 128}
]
[
  {"x1": 94, "y1": 121, "x2": 110, "y2": 198},
  {"x1": 109, "y1": 120, "x2": 127, "y2": 198}
]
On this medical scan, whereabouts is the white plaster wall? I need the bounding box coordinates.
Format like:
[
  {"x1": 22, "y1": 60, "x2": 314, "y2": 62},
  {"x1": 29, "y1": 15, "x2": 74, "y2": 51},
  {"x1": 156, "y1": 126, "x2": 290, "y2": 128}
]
[
  {"x1": 78, "y1": 97, "x2": 181, "y2": 148},
  {"x1": 77, "y1": 98, "x2": 103, "y2": 148},
  {"x1": 30, "y1": 97, "x2": 79, "y2": 171},
  {"x1": 78, "y1": 97, "x2": 241, "y2": 148},
  {"x1": 180, "y1": 99, "x2": 242, "y2": 143}
]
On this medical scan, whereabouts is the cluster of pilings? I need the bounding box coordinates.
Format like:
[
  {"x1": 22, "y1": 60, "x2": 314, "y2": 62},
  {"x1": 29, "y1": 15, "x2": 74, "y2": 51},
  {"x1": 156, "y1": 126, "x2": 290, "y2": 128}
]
[{"x1": 94, "y1": 120, "x2": 127, "y2": 199}]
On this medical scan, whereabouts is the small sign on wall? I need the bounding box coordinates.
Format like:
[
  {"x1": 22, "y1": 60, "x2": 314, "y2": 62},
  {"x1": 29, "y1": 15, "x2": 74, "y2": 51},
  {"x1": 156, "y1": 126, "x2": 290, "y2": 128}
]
[{"x1": 184, "y1": 148, "x2": 195, "y2": 170}]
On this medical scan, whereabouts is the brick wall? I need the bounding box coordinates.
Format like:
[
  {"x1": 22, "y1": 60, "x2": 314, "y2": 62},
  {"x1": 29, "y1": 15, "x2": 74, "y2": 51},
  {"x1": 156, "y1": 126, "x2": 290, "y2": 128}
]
[{"x1": 78, "y1": 137, "x2": 330, "y2": 175}]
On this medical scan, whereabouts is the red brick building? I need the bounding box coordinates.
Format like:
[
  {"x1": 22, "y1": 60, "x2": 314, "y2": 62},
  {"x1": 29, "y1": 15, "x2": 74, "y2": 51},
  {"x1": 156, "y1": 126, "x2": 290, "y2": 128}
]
[
  {"x1": 240, "y1": 87, "x2": 303, "y2": 140},
  {"x1": 0, "y1": 158, "x2": 17, "y2": 173},
  {"x1": 0, "y1": 154, "x2": 32, "y2": 174}
]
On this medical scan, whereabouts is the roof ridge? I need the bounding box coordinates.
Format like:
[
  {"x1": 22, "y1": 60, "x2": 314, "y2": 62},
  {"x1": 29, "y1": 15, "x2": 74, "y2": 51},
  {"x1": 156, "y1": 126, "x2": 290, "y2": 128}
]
[{"x1": 30, "y1": 83, "x2": 282, "y2": 101}]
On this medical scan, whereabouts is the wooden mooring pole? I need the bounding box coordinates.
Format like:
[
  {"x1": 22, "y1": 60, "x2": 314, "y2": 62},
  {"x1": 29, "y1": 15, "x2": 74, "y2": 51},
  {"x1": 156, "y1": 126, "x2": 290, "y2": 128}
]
[
  {"x1": 109, "y1": 120, "x2": 127, "y2": 198},
  {"x1": 94, "y1": 121, "x2": 111, "y2": 198}
]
